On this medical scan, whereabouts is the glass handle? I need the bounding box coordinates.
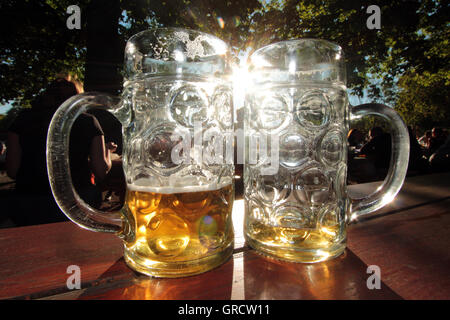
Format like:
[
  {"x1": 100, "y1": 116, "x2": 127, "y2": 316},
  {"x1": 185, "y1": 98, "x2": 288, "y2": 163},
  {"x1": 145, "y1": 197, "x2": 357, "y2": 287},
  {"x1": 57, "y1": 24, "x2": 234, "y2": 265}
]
[
  {"x1": 46, "y1": 93, "x2": 129, "y2": 235},
  {"x1": 349, "y1": 103, "x2": 410, "y2": 221}
]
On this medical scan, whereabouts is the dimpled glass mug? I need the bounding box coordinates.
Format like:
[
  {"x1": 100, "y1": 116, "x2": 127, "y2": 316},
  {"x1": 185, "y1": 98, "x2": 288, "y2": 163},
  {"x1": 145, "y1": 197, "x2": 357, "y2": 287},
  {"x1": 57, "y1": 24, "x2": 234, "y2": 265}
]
[
  {"x1": 243, "y1": 39, "x2": 410, "y2": 263},
  {"x1": 47, "y1": 28, "x2": 235, "y2": 277}
]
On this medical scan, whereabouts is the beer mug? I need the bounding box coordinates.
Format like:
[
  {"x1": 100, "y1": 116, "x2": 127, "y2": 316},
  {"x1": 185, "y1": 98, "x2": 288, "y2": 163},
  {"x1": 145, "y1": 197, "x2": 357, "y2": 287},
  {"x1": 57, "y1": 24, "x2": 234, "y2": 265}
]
[
  {"x1": 47, "y1": 28, "x2": 235, "y2": 277},
  {"x1": 243, "y1": 39, "x2": 409, "y2": 262}
]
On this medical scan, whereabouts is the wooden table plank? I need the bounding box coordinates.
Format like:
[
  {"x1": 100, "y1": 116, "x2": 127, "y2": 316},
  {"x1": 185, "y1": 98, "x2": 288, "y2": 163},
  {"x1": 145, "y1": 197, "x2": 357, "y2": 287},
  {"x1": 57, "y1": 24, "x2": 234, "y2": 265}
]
[
  {"x1": 240, "y1": 249, "x2": 400, "y2": 300},
  {"x1": 348, "y1": 172, "x2": 450, "y2": 221},
  {"x1": 0, "y1": 198, "x2": 248, "y2": 300},
  {"x1": 60, "y1": 256, "x2": 236, "y2": 300},
  {"x1": 0, "y1": 219, "x2": 400, "y2": 300},
  {"x1": 347, "y1": 198, "x2": 450, "y2": 300},
  {"x1": 0, "y1": 222, "x2": 123, "y2": 299},
  {"x1": 41, "y1": 248, "x2": 400, "y2": 300},
  {"x1": 0, "y1": 172, "x2": 449, "y2": 300}
]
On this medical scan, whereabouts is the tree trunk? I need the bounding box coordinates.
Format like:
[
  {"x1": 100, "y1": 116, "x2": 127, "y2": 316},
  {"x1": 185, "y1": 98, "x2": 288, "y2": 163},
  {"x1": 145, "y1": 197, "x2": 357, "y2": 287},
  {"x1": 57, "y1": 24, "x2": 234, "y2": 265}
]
[
  {"x1": 85, "y1": 0, "x2": 123, "y2": 94},
  {"x1": 85, "y1": 0, "x2": 123, "y2": 154}
]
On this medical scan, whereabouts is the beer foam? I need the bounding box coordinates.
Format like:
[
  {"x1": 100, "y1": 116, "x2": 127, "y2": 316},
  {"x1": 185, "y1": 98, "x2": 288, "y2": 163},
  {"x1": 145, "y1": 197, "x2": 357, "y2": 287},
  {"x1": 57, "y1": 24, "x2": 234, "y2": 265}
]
[{"x1": 127, "y1": 178, "x2": 232, "y2": 194}]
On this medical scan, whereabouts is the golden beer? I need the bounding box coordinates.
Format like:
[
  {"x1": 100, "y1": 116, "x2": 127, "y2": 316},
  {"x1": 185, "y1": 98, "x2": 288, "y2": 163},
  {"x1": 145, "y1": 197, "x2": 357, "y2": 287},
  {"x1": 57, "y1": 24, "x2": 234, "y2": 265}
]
[
  {"x1": 122, "y1": 183, "x2": 234, "y2": 277},
  {"x1": 245, "y1": 221, "x2": 346, "y2": 263}
]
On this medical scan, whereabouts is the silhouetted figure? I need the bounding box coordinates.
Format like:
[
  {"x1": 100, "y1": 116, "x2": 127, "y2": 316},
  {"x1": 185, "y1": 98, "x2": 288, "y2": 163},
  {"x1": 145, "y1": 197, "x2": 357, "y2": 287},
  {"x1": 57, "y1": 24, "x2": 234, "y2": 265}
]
[
  {"x1": 407, "y1": 126, "x2": 428, "y2": 173},
  {"x1": 0, "y1": 141, "x2": 5, "y2": 164},
  {"x1": 358, "y1": 127, "x2": 391, "y2": 180},
  {"x1": 360, "y1": 127, "x2": 391, "y2": 169},
  {"x1": 428, "y1": 127, "x2": 447, "y2": 157},
  {"x1": 418, "y1": 130, "x2": 431, "y2": 149},
  {"x1": 429, "y1": 135, "x2": 450, "y2": 172},
  {"x1": 6, "y1": 77, "x2": 116, "y2": 226},
  {"x1": 347, "y1": 128, "x2": 365, "y2": 151},
  {"x1": 347, "y1": 128, "x2": 368, "y2": 183}
]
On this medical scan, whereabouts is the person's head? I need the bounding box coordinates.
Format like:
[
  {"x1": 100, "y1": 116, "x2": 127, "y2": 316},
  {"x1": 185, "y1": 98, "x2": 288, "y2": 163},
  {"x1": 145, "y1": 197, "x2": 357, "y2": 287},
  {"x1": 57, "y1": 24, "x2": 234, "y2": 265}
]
[
  {"x1": 432, "y1": 127, "x2": 443, "y2": 138},
  {"x1": 347, "y1": 129, "x2": 364, "y2": 146},
  {"x1": 54, "y1": 72, "x2": 84, "y2": 94},
  {"x1": 32, "y1": 78, "x2": 78, "y2": 112},
  {"x1": 369, "y1": 127, "x2": 383, "y2": 139}
]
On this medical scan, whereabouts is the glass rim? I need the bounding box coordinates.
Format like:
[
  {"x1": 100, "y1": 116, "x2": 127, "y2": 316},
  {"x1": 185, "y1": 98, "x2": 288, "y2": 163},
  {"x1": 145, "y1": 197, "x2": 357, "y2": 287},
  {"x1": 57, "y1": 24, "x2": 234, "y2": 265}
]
[
  {"x1": 251, "y1": 38, "x2": 343, "y2": 59},
  {"x1": 124, "y1": 27, "x2": 230, "y2": 80},
  {"x1": 126, "y1": 27, "x2": 230, "y2": 62},
  {"x1": 248, "y1": 38, "x2": 346, "y2": 85}
]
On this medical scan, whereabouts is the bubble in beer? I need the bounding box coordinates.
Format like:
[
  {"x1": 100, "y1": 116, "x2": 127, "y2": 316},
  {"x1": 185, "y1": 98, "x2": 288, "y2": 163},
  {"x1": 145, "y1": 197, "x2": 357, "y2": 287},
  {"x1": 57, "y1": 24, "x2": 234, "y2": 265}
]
[
  {"x1": 198, "y1": 215, "x2": 221, "y2": 249},
  {"x1": 318, "y1": 204, "x2": 341, "y2": 242},
  {"x1": 123, "y1": 184, "x2": 234, "y2": 273},
  {"x1": 279, "y1": 228, "x2": 310, "y2": 244},
  {"x1": 127, "y1": 191, "x2": 137, "y2": 213},
  {"x1": 148, "y1": 215, "x2": 161, "y2": 230},
  {"x1": 136, "y1": 191, "x2": 161, "y2": 214},
  {"x1": 173, "y1": 189, "x2": 211, "y2": 216},
  {"x1": 146, "y1": 212, "x2": 190, "y2": 257}
]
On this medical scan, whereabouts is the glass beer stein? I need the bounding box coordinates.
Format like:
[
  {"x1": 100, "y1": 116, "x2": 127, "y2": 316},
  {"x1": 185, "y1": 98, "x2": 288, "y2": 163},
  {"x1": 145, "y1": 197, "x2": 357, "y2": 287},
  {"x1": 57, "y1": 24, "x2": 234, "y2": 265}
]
[
  {"x1": 47, "y1": 28, "x2": 235, "y2": 277},
  {"x1": 244, "y1": 39, "x2": 410, "y2": 263}
]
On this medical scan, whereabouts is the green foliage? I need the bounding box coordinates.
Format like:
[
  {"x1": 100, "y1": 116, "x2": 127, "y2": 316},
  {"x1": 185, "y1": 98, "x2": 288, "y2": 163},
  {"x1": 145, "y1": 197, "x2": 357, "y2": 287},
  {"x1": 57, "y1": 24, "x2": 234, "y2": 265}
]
[
  {"x1": 119, "y1": 0, "x2": 262, "y2": 58},
  {"x1": 248, "y1": 0, "x2": 448, "y2": 102},
  {"x1": 0, "y1": 106, "x2": 22, "y2": 133},
  {"x1": 0, "y1": 0, "x2": 89, "y2": 107},
  {"x1": 396, "y1": 69, "x2": 450, "y2": 128},
  {"x1": 0, "y1": 0, "x2": 261, "y2": 108},
  {"x1": 351, "y1": 117, "x2": 391, "y2": 135},
  {"x1": 0, "y1": 0, "x2": 448, "y2": 133},
  {"x1": 393, "y1": 7, "x2": 450, "y2": 129},
  {"x1": 246, "y1": 0, "x2": 449, "y2": 131}
]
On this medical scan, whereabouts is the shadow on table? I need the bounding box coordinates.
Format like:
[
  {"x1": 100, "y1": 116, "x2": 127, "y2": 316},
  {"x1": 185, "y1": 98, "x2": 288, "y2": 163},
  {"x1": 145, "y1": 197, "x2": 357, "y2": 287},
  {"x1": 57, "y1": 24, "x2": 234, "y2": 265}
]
[
  {"x1": 74, "y1": 248, "x2": 400, "y2": 300},
  {"x1": 77, "y1": 256, "x2": 235, "y2": 300},
  {"x1": 242, "y1": 250, "x2": 401, "y2": 300}
]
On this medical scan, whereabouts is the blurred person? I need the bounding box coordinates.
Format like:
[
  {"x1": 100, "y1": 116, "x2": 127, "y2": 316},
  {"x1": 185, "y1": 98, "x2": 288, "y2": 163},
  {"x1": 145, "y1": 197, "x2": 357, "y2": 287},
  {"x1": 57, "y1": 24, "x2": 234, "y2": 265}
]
[
  {"x1": 407, "y1": 126, "x2": 428, "y2": 173},
  {"x1": 0, "y1": 141, "x2": 6, "y2": 173},
  {"x1": 0, "y1": 140, "x2": 5, "y2": 160},
  {"x1": 347, "y1": 128, "x2": 365, "y2": 151},
  {"x1": 6, "y1": 75, "x2": 116, "y2": 226},
  {"x1": 418, "y1": 130, "x2": 431, "y2": 149},
  {"x1": 347, "y1": 128, "x2": 369, "y2": 184},
  {"x1": 359, "y1": 127, "x2": 392, "y2": 179},
  {"x1": 428, "y1": 127, "x2": 447, "y2": 156},
  {"x1": 429, "y1": 134, "x2": 450, "y2": 172}
]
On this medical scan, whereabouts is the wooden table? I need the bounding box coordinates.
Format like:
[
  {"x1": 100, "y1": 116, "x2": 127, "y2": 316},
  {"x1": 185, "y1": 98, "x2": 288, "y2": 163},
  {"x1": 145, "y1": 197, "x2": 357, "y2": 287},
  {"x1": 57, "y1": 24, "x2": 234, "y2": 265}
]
[{"x1": 0, "y1": 173, "x2": 449, "y2": 300}]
